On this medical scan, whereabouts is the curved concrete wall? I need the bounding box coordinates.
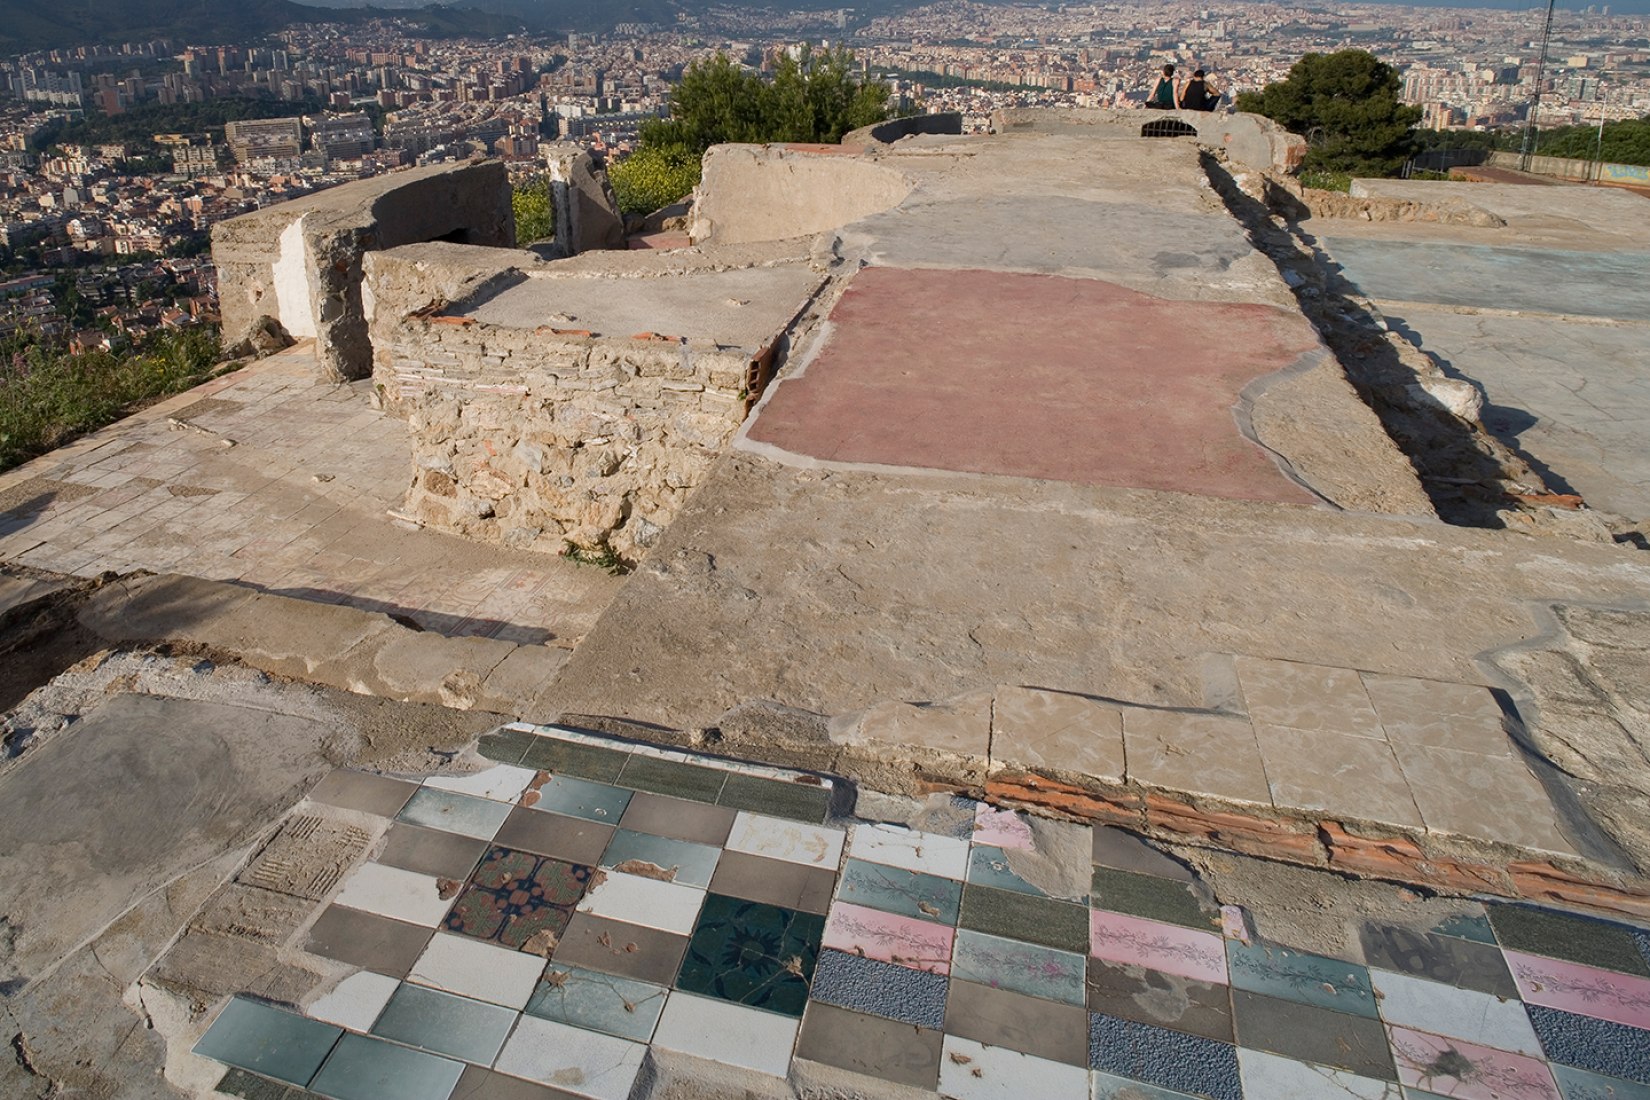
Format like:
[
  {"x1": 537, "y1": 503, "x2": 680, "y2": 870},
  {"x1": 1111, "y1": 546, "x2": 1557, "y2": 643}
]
[
  {"x1": 991, "y1": 107, "x2": 1306, "y2": 174},
  {"x1": 844, "y1": 112, "x2": 964, "y2": 148},
  {"x1": 689, "y1": 145, "x2": 915, "y2": 246}
]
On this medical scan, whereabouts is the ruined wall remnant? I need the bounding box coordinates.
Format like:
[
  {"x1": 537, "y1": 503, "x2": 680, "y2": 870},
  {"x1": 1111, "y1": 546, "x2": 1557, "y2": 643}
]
[
  {"x1": 543, "y1": 144, "x2": 626, "y2": 256},
  {"x1": 992, "y1": 108, "x2": 1307, "y2": 174},
  {"x1": 213, "y1": 160, "x2": 514, "y2": 382},
  {"x1": 689, "y1": 145, "x2": 914, "y2": 246}
]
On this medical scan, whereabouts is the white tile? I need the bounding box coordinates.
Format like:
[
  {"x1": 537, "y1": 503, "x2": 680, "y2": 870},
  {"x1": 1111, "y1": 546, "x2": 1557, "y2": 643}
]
[
  {"x1": 494, "y1": 1015, "x2": 645, "y2": 1100},
  {"x1": 576, "y1": 871, "x2": 704, "y2": 935},
  {"x1": 306, "y1": 971, "x2": 398, "y2": 1031},
  {"x1": 937, "y1": 1036, "x2": 1087, "y2": 1100},
  {"x1": 847, "y1": 822, "x2": 970, "y2": 879},
  {"x1": 726, "y1": 812, "x2": 845, "y2": 870},
  {"x1": 333, "y1": 862, "x2": 452, "y2": 927},
  {"x1": 1370, "y1": 969, "x2": 1543, "y2": 1056},
  {"x1": 408, "y1": 933, "x2": 546, "y2": 1009},
  {"x1": 423, "y1": 764, "x2": 538, "y2": 803},
  {"x1": 1237, "y1": 1048, "x2": 1401, "y2": 1099},
  {"x1": 652, "y1": 992, "x2": 798, "y2": 1078}
]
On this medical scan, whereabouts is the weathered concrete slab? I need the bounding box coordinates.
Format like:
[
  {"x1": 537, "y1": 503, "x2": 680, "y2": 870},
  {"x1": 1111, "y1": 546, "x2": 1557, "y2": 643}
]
[
  {"x1": 1349, "y1": 179, "x2": 1650, "y2": 247},
  {"x1": 0, "y1": 573, "x2": 64, "y2": 617}
]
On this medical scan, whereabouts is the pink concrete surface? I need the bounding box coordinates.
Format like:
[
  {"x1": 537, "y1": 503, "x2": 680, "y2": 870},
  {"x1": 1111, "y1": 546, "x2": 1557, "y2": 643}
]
[
  {"x1": 1506, "y1": 950, "x2": 1650, "y2": 1029},
  {"x1": 823, "y1": 901, "x2": 956, "y2": 974},
  {"x1": 746, "y1": 267, "x2": 1321, "y2": 504},
  {"x1": 1088, "y1": 909, "x2": 1228, "y2": 985}
]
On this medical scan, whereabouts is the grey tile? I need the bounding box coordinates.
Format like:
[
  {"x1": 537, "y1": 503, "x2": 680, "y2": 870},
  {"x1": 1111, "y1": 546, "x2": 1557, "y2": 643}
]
[
  {"x1": 708, "y1": 850, "x2": 835, "y2": 914},
  {"x1": 1359, "y1": 921, "x2": 1518, "y2": 998},
  {"x1": 494, "y1": 806, "x2": 613, "y2": 866},
  {"x1": 809, "y1": 947, "x2": 948, "y2": 1029},
  {"x1": 193, "y1": 997, "x2": 342, "y2": 1087},
  {"x1": 396, "y1": 788, "x2": 512, "y2": 840},
  {"x1": 1231, "y1": 989, "x2": 1396, "y2": 1080},
  {"x1": 304, "y1": 905, "x2": 431, "y2": 978},
  {"x1": 620, "y1": 792, "x2": 738, "y2": 846},
  {"x1": 530, "y1": 775, "x2": 631, "y2": 824},
  {"x1": 1226, "y1": 938, "x2": 1378, "y2": 1018},
  {"x1": 1086, "y1": 958, "x2": 1234, "y2": 1043},
  {"x1": 796, "y1": 1001, "x2": 943, "y2": 1090},
  {"x1": 309, "y1": 770, "x2": 418, "y2": 817},
  {"x1": 525, "y1": 964, "x2": 668, "y2": 1042},
  {"x1": 450, "y1": 1065, "x2": 580, "y2": 1100},
  {"x1": 600, "y1": 829, "x2": 721, "y2": 888},
  {"x1": 944, "y1": 978, "x2": 1090, "y2": 1066},
  {"x1": 551, "y1": 911, "x2": 688, "y2": 986},
  {"x1": 1487, "y1": 904, "x2": 1650, "y2": 977},
  {"x1": 309, "y1": 1032, "x2": 464, "y2": 1100},
  {"x1": 1088, "y1": 1012, "x2": 1241, "y2": 1100},
  {"x1": 1090, "y1": 826, "x2": 1197, "y2": 882},
  {"x1": 616, "y1": 755, "x2": 726, "y2": 803},
  {"x1": 958, "y1": 883, "x2": 1089, "y2": 953},
  {"x1": 476, "y1": 728, "x2": 536, "y2": 767},
  {"x1": 378, "y1": 824, "x2": 488, "y2": 881},
  {"x1": 717, "y1": 773, "x2": 831, "y2": 823},
  {"x1": 519, "y1": 737, "x2": 628, "y2": 783},
  {"x1": 1090, "y1": 866, "x2": 1218, "y2": 931},
  {"x1": 838, "y1": 858, "x2": 962, "y2": 924},
  {"x1": 370, "y1": 983, "x2": 516, "y2": 1065}
]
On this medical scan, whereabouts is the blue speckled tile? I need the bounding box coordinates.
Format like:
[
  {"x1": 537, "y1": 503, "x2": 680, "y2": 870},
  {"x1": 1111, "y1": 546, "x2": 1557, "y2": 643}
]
[
  {"x1": 309, "y1": 1032, "x2": 464, "y2": 1100},
  {"x1": 526, "y1": 964, "x2": 668, "y2": 1042},
  {"x1": 531, "y1": 774, "x2": 631, "y2": 824},
  {"x1": 600, "y1": 829, "x2": 721, "y2": 888},
  {"x1": 949, "y1": 928, "x2": 1085, "y2": 1006},
  {"x1": 838, "y1": 858, "x2": 962, "y2": 925},
  {"x1": 808, "y1": 947, "x2": 948, "y2": 1029},
  {"x1": 966, "y1": 844, "x2": 1051, "y2": 898},
  {"x1": 1088, "y1": 1011, "x2": 1241, "y2": 1100},
  {"x1": 369, "y1": 982, "x2": 515, "y2": 1065},
  {"x1": 1528, "y1": 1004, "x2": 1650, "y2": 1086},
  {"x1": 1226, "y1": 938, "x2": 1378, "y2": 1018},
  {"x1": 193, "y1": 997, "x2": 342, "y2": 1086},
  {"x1": 1552, "y1": 1062, "x2": 1650, "y2": 1100}
]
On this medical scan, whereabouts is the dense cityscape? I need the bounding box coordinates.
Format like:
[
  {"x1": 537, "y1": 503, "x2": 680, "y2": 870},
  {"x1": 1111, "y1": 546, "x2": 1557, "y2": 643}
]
[{"x1": 0, "y1": 0, "x2": 1646, "y2": 348}]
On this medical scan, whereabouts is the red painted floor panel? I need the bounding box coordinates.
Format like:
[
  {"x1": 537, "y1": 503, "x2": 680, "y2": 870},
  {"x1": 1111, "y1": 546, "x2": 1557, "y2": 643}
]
[{"x1": 746, "y1": 267, "x2": 1321, "y2": 504}]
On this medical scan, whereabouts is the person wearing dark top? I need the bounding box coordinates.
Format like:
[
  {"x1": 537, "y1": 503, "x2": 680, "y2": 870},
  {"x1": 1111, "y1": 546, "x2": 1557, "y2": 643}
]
[
  {"x1": 1179, "y1": 69, "x2": 1219, "y2": 112},
  {"x1": 1146, "y1": 65, "x2": 1176, "y2": 109}
]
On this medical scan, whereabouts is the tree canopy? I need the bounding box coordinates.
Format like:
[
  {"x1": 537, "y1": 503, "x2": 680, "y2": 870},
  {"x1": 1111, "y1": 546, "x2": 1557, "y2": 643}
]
[{"x1": 1236, "y1": 50, "x2": 1423, "y2": 177}]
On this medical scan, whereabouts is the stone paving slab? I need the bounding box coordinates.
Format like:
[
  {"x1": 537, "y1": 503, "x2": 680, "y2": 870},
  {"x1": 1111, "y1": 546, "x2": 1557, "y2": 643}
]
[{"x1": 182, "y1": 724, "x2": 1650, "y2": 1100}]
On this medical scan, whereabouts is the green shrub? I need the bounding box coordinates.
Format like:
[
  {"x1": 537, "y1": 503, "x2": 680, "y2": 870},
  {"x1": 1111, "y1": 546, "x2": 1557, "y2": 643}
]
[
  {"x1": 608, "y1": 143, "x2": 702, "y2": 217},
  {"x1": 512, "y1": 175, "x2": 553, "y2": 245}
]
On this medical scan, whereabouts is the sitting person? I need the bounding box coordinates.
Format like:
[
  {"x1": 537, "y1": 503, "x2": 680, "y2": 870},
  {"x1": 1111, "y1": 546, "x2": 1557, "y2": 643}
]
[
  {"x1": 1179, "y1": 69, "x2": 1220, "y2": 111},
  {"x1": 1146, "y1": 64, "x2": 1177, "y2": 109}
]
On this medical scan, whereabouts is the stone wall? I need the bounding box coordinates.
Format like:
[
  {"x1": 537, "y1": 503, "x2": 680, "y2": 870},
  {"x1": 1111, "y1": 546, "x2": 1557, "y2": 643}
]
[
  {"x1": 844, "y1": 112, "x2": 964, "y2": 147},
  {"x1": 991, "y1": 107, "x2": 1306, "y2": 174},
  {"x1": 688, "y1": 145, "x2": 914, "y2": 245}
]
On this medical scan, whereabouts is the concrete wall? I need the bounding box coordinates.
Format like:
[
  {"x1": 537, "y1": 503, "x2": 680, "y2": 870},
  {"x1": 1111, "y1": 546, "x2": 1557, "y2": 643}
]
[
  {"x1": 212, "y1": 160, "x2": 514, "y2": 381},
  {"x1": 844, "y1": 112, "x2": 964, "y2": 147},
  {"x1": 1487, "y1": 150, "x2": 1650, "y2": 189},
  {"x1": 991, "y1": 107, "x2": 1307, "y2": 174},
  {"x1": 688, "y1": 144, "x2": 914, "y2": 246}
]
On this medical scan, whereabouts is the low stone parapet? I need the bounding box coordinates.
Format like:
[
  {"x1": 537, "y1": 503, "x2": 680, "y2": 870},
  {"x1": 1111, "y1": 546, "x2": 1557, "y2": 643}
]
[{"x1": 991, "y1": 107, "x2": 1307, "y2": 174}]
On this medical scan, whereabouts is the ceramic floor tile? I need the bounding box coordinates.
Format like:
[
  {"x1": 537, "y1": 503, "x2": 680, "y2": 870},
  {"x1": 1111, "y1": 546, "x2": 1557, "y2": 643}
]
[
  {"x1": 1431, "y1": 910, "x2": 1499, "y2": 946},
  {"x1": 1088, "y1": 1012, "x2": 1242, "y2": 1100},
  {"x1": 304, "y1": 905, "x2": 432, "y2": 978},
  {"x1": 1549, "y1": 1063, "x2": 1650, "y2": 1100},
  {"x1": 1508, "y1": 951, "x2": 1650, "y2": 1030},
  {"x1": 1388, "y1": 1026, "x2": 1562, "y2": 1100},
  {"x1": 939, "y1": 1035, "x2": 1089, "y2": 1100},
  {"x1": 1091, "y1": 1071, "x2": 1204, "y2": 1099},
  {"x1": 378, "y1": 824, "x2": 490, "y2": 881},
  {"x1": 1359, "y1": 921, "x2": 1519, "y2": 998},
  {"x1": 1489, "y1": 907, "x2": 1650, "y2": 977},
  {"x1": 652, "y1": 991, "x2": 800, "y2": 1077},
  {"x1": 194, "y1": 997, "x2": 343, "y2": 1086},
  {"x1": 492, "y1": 1015, "x2": 646, "y2": 1100},
  {"x1": 397, "y1": 788, "x2": 514, "y2": 840},
  {"x1": 846, "y1": 821, "x2": 971, "y2": 879},
  {"x1": 493, "y1": 807, "x2": 613, "y2": 867},
  {"x1": 821, "y1": 900, "x2": 955, "y2": 975},
  {"x1": 1231, "y1": 989, "x2": 1396, "y2": 1079},
  {"x1": 675, "y1": 893, "x2": 824, "y2": 1017},
  {"x1": 1123, "y1": 710, "x2": 1274, "y2": 806},
  {"x1": 309, "y1": 1032, "x2": 465, "y2": 1100},
  {"x1": 333, "y1": 862, "x2": 453, "y2": 928},
  {"x1": 951, "y1": 928, "x2": 1086, "y2": 1007},
  {"x1": 445, "y1": 847, "x2": 595, "y2": 952},
  {"x1": 1086, "y1": 958, "x2": 1234, "y2": 1043},
  {"x1": 944, "y1": 977, "x2": 1090, "y2": 1065},
  {"x1": 1089, "y1": 867, "x2": 1215, "y2": 931},
  {"x1": 1254, "y1": 725, "x2": 1425, "y2": 827},
  {"x1": 1089, "y1": 909, "x2": 1228, "y2": 986},
  {"x1": 530, "y1": 775, "x2": 632, "y2": 824},
  {"x1": 1238, "y1": 1048, "x2": 1403, "y2": 1100},
  {"x1": 967, "y1": 844, "x2": 1052, "y2": 898},
  {"x1": 958, "y1": 884, "x2": 1090, "y2": 954},
  {"x1": 1372, "y1": 969, "x2": 1543, "y2": 1055},
  {"x1": 726, "y1": 812, "x2": 845, "y2": 870},
  {"x1": 710, "y1": 851, "x2": 836, "y2": 915},
  {"x1": 476, "y1": 728, "x2": 537, "y2": 767},
  {"x1": 1235, "y1": 656, "x2": 1384, "y2": 737},
  {"x1": 600, "y1": 829, "x2": 721, "y2": 888},
  {"x1": 407, "y1": 932, "x2": 547, "y2": 1009},
  {"x1": 1395, "y1": 745, "x2": 1578, "y2": 855},
  {"x1": 424, "y1": 765, "x2": 539, "y2": 804},
  {"x1": 972, "y1": 804, "x2": 1036, "y2": 851},
  {"x1": 837, "y1": 858, "x2": 962, "y2": 925},
  {"x1": 451, "y1": 1065, "x2": 580, "y2": 1100},
  {"x1": 1528, "y1": 1004, "x2": 1650, "y2": 1087},
  {"x1": 619, "y1": 792, "x2": 738, "y2": 846},
  {"x1": 551, "y1": 912, "x2": 689, "y2": 986},
  {"x1": 518, "y1": 736, "x2": 629, "y2": 783},
  {"x1": 575, "y1": 870, "x2": 705, "y2": 936},
  {"x1": 808, "y1": 947, "x2": 949, "y2": 1029},
  {"x1": 369, "y1": 982, "x2": 516, "y2": 1065},
  {"x1": 307, "y1": 972, "x2": 400, "y2": 1032},
  {"x1": 213, "y1": 1067, "x2": 311, "y2": 1100},
  {"x1": 615, "y1": 754, "x2": 727, "y2": 803},
  {"x1": 1226, "y1": 938, "x2": 1377, "y2": 1018},
  {"x1": 796, "y1": 1001, "x2": 942, "y2": 1090},
  {"x1": 717, "y1": 773, "x2": 832, "y2": 823},
  {"x1": 309, "y1": 770, "x2": 419, "y2": 817},
  {"x1": 525, "y1": 964, "x2": 668, "y2": 1042}
]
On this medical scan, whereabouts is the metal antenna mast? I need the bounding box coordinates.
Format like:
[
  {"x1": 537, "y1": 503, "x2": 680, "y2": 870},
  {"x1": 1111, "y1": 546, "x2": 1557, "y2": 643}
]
[{"x1": 1519, "y1": 0, "x2": 1558, "y2": 171}]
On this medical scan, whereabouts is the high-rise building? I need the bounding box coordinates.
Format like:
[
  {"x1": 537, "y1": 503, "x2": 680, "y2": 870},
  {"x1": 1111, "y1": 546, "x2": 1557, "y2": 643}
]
[{"x1": 224, "y1": 117, "x2": 303, "y2": 163}]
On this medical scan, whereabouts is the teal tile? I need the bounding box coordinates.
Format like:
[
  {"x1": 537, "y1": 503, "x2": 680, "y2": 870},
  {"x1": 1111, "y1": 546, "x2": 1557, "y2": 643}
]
[
  {"x1": 957, "y1": 884, "x2": 1088, "y2": 953},
  {"x1": 214, "y1": 1067, "x2": 307, "y2": 1099},
  {"x1": 716, "y1": 773, "x2": 831, "y2": 822},
  {"x1": 616, "y1": 755, "x2": 726, "y2": 803},
  {"x1": 1551, "y1": 1063, "x2": 1650, "y2": 1100},
  {"x1": 600, "y1": 829, "x2": 721, "y2": 888},
  {"x1": 193, "y1": 997, "x2": 342, "y2": 1086},
  {"x1": 310, "y1": 1033, "x2": 464, "y2": 1100},
  {"x1": 949, "y1": 928, "x2": 1085, "y2": 1006},
  {"x1": 396, "y1": 788, "x2": 512, "y2": 840},
  {"x1": 525, "y1": 964, "x2": 668, "y2": 1041},
  {"x1": 1091, "y1": 866, "x2": 1215, "y2": 931},
  {"x1": 1226, "y1": 939, "x2": 1377, "y2": 1018},
  {"x1": 838, "y1": 858, "x2": 961, "y2": 925},
  {"x1": 967, "y1": 844, "x2": 1073, "y2": 899},
  {"x1": 1430, "y1": 908, "x2": 1496, "y2": 945},
  {"x1": 369, "y1": 982, "x2": 516, "y2": 1065},
  {"x1": 532, "y1": 774, "x2": 631, "y2": 823},
  {"x1": 520, "y1": 736, "x2": 629, "y2": 783},
  {"x1": 1092, "y1": 1071, "x2": 1202, "y2": 1099},
  {"x1": 676, "y1": 893, "x2": 825, "y2": 1017},
  {"x1": 476, "y1": 728, "x2": 535, "y2": 766}
]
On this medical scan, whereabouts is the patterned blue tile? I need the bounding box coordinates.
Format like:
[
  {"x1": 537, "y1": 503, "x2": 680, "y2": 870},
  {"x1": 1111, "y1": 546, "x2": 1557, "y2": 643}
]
[
  {"x1": 1552, "y1": 1062, "x2": 1650, "y2": 1100},
  {"x1": 967, "y1": 844, "x2": 1052, "y2": 898},
  {"x1": 310, "y1": 1032, "x2": 464, "y2": 1100},
  {"x1": 531, "y1": 775, "x2": 631, "y2": 824},
  {"x1": 808, "y1": 947, "x2": 948, "y2": 1029},
  {"x1": 193, "y1": 997, "x2": 342, "y2": 1086},
  {"x1": 1089, "y1": 1012, "x2": 1241, "y2": 1100},
  {"x1": 949, "y1": 928, "x2": 1085, "y2": 1007},
  {"x1": 1528, "y1": 1004, "x2": 1650, "y2": 1086},
  {"x1": 837, "y1": 858, "x2": 962, "y2": 924},
  {"x1": 1226, "y1": 938, "x2": 1377, "y2": 1018}
]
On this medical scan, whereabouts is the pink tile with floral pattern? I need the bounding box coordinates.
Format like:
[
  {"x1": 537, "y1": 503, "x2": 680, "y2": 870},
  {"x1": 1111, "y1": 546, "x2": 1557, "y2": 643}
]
[{"x1": 1506, "y1": 950, "x2": 1650, "y2": 1030}]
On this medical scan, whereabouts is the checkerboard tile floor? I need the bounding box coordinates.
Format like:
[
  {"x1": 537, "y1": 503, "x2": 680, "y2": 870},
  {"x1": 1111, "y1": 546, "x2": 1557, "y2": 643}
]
[{"x1": 195, "y1": 723, "x2": 1650, "y2": 1100}]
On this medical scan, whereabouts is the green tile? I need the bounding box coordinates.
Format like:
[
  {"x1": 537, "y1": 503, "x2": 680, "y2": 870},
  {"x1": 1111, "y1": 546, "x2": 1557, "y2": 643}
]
[
  {"x1": 617, "y1": 755, "x2": 726, "y2": 804},
  {"x1": 215, "y1": 1067, "x2": 307, "y2": 1100},
  {"x1": 532, "y1": 775, "x2": 631, "y2": 823},
  {"x1": 476, "y1": 728, "x2": 535, "y2": 766},
  {"x1": 838, "y1": 858, "x2": 961, "y2": 924},
  {"x1": 520, "y1": 736, "x2": 629, "y2": 783},
  {"x1": 958, "y1": 883, "x2": 1089, "y2": 953},
  {"x1": 194, "y1": 997, "x2": 342, "y2": 1087},
  {"x1": 1486, "y1": 903, "x2": 1650, "y2": 976},
  {"x1": 370, "y1": 983, "x2": 516, "y2": 1065},
  {"x1": 526, "y1": 964, "x2": 668, "y2": 1041},
  {"x1": 600, "y1": 829, "x2": 722, "y2": 888},
  {"x1": 1090, "y1": 866, "x2": 1216, "y2": 931},
  {"x1": 310, "y1": 1033, "x2": 464, "y2": 1100},
  {"x1": 676, "y1": 893, "x2": 825, "y2": 1017},
  {"x1": 716, "y1": 773, "x2": 830, "y2": 822}
]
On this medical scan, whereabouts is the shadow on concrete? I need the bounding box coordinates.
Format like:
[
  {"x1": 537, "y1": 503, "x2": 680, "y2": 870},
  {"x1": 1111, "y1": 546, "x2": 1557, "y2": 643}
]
[{"x1": 255, "y1": 583, "x2": 555, "y2": 645}]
